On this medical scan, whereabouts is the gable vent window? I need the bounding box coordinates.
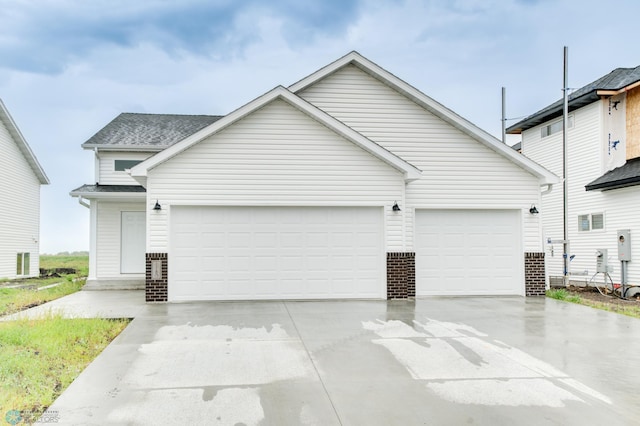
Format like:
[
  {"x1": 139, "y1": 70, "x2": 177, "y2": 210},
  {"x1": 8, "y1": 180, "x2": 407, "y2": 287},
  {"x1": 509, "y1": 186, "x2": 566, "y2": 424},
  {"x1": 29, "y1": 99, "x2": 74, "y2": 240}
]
[
  {"x1": 541, "y1": 115, "x2": 574, "y2": 138},
  {"x1": 115, "y1": 160, "x2": 142, "y2": 171},
  {"x1": 16, "y1": 252, "x2": 30, "y2": 276},
  {"x1": 578, "y1": 213, "x2": 604, "y2": 232}
]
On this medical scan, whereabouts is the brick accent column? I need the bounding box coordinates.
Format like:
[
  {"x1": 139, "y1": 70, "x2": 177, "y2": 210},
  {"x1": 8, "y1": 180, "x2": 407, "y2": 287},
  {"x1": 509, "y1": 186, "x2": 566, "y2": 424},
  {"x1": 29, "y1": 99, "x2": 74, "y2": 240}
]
[
  {"x1": 525, "y1": 252, "x2": 546, "y2": 296},
  {"x1": 146, "y1": 253, "x2": 168, "y2": 302},
  {"x1": 387, "y1": 252, "x2": 415, "y2": 299}
]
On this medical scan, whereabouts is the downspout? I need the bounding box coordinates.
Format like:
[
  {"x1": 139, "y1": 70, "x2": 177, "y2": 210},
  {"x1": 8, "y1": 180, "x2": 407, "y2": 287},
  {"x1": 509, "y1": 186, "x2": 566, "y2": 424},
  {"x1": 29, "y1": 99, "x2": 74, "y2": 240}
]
[
  {"x1": 541, "y1": 184, "x2": 553, "y2": 195},
  {"x1": 562, "y1": 46, "x2": 570, "y2": 287},
  {"x1": 94, "y1": 147, "x2": 99, "y2": 184},
  {"x1": 77, "y1": 196, "x2": 90, "y2": 209}
]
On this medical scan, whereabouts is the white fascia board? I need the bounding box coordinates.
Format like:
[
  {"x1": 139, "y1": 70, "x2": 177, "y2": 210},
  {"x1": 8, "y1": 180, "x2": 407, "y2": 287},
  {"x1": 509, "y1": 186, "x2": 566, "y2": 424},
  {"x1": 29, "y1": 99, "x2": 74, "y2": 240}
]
[
  {"x1": 130, "y1": 86, "x2": 421, "y2": 182},
  {"x1": 290, "y1": 51, "x2": 558, "y2": 185},
  {"x1": 69, "y1": 191, "x2": 146, "y2": 201},
  {"x1": 82, "y1": 145, "x2": 165, "y2": 152},
  {"x1": 0, "y1": 98, "x2": 50, "y2": 184},
  {"x1": 289, "y1": 51, "x2": 362, "y2": 93}
]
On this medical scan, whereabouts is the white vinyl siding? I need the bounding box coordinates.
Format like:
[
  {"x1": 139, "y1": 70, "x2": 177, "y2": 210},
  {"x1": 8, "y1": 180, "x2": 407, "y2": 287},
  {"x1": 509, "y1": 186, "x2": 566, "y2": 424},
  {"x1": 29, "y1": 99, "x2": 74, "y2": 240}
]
[
  {"x1": 0, "y1": 118, "x2": 41, "y2": 278},
  {"x1": 99, "y1": 152, "x2": 153, "y2": 185},
  {"x1": 147, "y1": 99, "x2": 405, "y2": 252},
  {"x1": 523, "y1": 100, "x2": 640, "y2": 285},
  {"x1": 95, "y1": 201, "x2": 145, "y2": 279},
  {"x1": 299, "y1": 65, "x2": 541, "y2": 252}
]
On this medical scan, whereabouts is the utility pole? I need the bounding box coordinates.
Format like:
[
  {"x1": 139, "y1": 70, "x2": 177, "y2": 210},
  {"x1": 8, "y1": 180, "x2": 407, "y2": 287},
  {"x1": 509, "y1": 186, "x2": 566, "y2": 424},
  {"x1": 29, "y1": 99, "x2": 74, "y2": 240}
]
[
  {"x1": 501, "y1": 87, "x2": 506, "y2": 144},
  {"x1": 563, "y1": 46, "x2": 570, "y2": 287}
]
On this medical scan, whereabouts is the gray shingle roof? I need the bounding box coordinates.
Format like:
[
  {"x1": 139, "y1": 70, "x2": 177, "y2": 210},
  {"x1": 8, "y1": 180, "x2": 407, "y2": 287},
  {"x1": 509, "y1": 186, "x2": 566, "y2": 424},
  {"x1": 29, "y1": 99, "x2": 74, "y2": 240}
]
[
  {"x1": 507, "y1": 65, "x2": 640, "y2": 134},
  {"x1": 82, "y1": 113, "x2": 223, "y2": 149},
  {"x1": 70, "y1": 184, "x2": 146, "y2": 193},
  {"x1": 585, "y1": 157, "x2": 640, "y2": 191}
]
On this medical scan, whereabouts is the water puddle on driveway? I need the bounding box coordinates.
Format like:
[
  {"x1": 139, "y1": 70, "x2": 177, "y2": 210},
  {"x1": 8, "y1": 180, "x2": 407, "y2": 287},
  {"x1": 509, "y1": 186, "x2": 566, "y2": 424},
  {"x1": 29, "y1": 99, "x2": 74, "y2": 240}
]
[
  {"x1": 364, "y1": 318, "x2": 612, "y2": 407},
  {"x1": 153, "y1": 322, "x2": 290, "y2": 341},
  {"x1": 108, "y1": 387, "x2": 264, "y2": 425},
  {"x1": 111, "y1": 323, "x2": 322, "y2": 425}
]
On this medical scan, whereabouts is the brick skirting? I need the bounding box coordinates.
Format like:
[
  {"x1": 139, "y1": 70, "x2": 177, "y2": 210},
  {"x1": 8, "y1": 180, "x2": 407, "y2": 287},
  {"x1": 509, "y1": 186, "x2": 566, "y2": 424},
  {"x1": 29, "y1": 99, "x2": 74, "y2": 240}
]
[
  {"x1": 387, "y1": 252, "x2": 415, "y2": 299},
  {"x1": 146, "y1": 253, "x2": 168, "y2": 302},
  {"x1": 525, "y1": 252, "x2": 546, "y2": 296}
]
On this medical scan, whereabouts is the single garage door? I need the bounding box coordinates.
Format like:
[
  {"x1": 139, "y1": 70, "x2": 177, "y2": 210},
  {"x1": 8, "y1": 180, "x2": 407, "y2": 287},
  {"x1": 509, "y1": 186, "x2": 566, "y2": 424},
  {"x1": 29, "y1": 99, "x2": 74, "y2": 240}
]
[
  {"x1": 170, "y1": 206, "x2": 384, "y2": 301},
  {"x1": 415, "y1": 209, "x2": 522, "y2": 296}
]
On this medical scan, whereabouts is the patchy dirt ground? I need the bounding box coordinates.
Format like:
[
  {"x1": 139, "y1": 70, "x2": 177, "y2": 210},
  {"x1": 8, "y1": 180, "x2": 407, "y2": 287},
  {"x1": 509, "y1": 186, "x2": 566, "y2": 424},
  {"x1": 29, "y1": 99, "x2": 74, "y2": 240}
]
[{"x1": 566, "y1": 285, "x2": 640, "y2": 312}]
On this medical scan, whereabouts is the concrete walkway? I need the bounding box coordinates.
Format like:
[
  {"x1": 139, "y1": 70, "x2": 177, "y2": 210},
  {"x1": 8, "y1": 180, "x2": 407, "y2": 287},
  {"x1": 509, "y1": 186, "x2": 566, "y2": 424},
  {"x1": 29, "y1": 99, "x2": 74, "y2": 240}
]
[
  {"x1": 1, "y1": 290, "x2": 148, "y2": 320},
  {"x1": 6, "y1": 291, "x2": 640, "y2": 425}
]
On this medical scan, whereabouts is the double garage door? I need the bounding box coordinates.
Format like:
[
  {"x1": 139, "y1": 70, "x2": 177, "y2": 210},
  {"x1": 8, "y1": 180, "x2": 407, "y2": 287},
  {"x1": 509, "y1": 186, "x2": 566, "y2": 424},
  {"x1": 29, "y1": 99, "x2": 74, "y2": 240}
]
[
  {"x1": 169, "y1": 207, "x2": 522, "y2": 301},
  {"x1": 170, "y1": 206, "x2": 384, "y2": 301}
]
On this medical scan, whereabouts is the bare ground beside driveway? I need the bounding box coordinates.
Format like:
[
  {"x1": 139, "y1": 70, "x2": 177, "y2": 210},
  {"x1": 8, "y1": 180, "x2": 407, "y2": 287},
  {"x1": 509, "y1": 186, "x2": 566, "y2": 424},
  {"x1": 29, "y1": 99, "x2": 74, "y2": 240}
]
[
  {"x1": 568, "y1": 285, "x2": 640, "y2": 308},
  {"x1": 19, "y1": 291, "x2": 640, "y2": 425}
]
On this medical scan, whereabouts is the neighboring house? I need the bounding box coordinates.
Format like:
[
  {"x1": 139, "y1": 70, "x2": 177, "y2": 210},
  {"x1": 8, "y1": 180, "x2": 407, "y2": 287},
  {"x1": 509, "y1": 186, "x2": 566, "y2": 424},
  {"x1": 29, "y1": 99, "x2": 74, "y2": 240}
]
[
  {"x1": 507, "y1": 65, "x2": 640, "y2": 291},
  {"x1": 511, "y1": 142, "x2": 522, "y2": 153},
  {"x1": 71, "y1": 52, "x2": 557, "y2": 302},
  {"x1": 0, "y1": 98, "x2": 49, "y2": 279}
]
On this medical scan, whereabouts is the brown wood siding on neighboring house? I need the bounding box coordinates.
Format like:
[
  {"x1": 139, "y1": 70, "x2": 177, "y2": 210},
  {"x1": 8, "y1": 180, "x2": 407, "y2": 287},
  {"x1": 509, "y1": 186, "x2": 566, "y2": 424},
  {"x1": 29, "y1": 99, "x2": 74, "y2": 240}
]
[{"x1": 627, "y1": 86, "x2": 640, "y2": 160}]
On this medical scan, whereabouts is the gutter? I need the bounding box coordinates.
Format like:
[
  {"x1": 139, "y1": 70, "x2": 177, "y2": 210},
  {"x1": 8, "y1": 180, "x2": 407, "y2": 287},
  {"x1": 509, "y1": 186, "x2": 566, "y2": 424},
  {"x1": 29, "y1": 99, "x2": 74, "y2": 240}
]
[{"x1": 82, "y1": 144, "x2": 167, "y2": 152}]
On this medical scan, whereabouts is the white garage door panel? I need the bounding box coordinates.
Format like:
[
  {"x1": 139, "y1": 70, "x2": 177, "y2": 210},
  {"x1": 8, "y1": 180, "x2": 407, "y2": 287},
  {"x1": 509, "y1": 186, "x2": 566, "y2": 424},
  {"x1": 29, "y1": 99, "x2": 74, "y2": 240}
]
[
  {"x1": 416, "y1": 210, "x2": 522, "y2": 296},
  {"x1": 170, "y1": 206, "x2": 384, "y2": 301}
]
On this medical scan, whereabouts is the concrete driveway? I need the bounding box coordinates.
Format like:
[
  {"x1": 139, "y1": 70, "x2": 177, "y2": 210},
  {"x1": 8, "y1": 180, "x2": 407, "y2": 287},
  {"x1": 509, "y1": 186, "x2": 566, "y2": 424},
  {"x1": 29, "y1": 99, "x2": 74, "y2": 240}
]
[{"x1": 14, "y1": 291, "x2": 640, "y2": 425}]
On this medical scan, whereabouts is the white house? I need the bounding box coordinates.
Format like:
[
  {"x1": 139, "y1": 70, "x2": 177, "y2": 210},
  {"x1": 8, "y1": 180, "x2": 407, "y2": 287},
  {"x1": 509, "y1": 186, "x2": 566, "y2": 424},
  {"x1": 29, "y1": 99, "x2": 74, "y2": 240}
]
[
  {"x1": 71, "y1": 52, "x2": 557, "y2": 302},
  {"x1": 0, "y1": 98, "x2": 49, "y2": 279},
  {"x1": 507, "y1": 64, "x2": 640, "y2": 294}
]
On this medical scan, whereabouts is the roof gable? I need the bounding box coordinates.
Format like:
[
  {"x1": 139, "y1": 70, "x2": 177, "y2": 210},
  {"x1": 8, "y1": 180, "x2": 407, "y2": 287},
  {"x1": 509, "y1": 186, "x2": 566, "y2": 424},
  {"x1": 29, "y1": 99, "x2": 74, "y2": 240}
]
[
  {"x1": 0, "y1": 98, "x2": 49, "y2": 185},
  {"x1": 82, "y1": 113, "x2": 223, "y2": 151},
  {"x1": 130, "y1": 86, "x2": 421, "y2": 182},
  {"x1": 290, "y1": 51, "x2": 557, "y2": 185}
]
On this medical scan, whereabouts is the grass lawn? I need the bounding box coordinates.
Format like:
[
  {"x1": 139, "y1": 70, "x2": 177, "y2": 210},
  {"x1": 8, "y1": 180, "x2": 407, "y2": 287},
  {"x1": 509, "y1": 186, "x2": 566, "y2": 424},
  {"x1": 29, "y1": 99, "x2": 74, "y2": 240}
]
[
  {"x1": 0, "y1": 253, "x2": 130, "y2": 421},
  {"x1": 0, "y1": 254, "x2": 89, "y2": 316},
  {"x1": 546, "y1": 288, "x2": 640, "y2": 319},
  {"x1": 0, "y1": 279, "x2": 85, "y2": 317},
  {"x1": 0, "y1": 314, "x2": 130, "y2": 421},
  {"x1": 40, "y1": 254, "x2": 89, "y2": 277}
]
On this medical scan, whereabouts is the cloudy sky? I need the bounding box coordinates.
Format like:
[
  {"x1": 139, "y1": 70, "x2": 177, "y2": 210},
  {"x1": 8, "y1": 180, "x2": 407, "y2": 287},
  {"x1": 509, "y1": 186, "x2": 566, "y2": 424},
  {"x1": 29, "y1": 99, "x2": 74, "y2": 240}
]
[{"x1": 1, "y1": 0, "x2": 639, "y2": 253}]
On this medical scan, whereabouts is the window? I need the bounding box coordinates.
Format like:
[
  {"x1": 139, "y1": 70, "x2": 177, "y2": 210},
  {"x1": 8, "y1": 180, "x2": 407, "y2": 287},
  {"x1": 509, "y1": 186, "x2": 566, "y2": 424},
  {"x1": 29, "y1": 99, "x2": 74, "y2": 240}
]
[
  {"x1": 578, "y1": 213, "x2": 604, "y2": 232},
  {"x1": 16, "y1": 252, "x2": 30, "y2": 276},
  {"x1": 114, "y1": 160, "x2": 142, "y2": 171},
  {"x1": 541, "y1": 115, "x2": 574, "y2": 138},
  {"x1": 592, "y1": 213, "x2": 604, "y2": 230}
]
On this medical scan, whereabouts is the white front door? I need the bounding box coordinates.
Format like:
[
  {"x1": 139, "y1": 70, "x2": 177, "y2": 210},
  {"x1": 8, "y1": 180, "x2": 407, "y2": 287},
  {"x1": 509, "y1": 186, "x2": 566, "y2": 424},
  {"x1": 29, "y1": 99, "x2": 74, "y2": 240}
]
[
  {"x1": 121, "y1": 211, "x2": 146, "y2": 274},
  {"x1": 169, "y1": 206, "x2": 384, "y2": 301}
]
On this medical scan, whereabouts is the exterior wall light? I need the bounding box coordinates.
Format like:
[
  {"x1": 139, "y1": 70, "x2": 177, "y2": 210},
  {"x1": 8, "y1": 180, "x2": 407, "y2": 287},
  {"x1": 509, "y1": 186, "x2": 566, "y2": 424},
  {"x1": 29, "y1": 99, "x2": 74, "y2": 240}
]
[
  {"x1": 153, "y1": 200, "x2": 162, "y2": 211},
  {"x1": 392, "y1": 202, "x2": 401, "y2": 212},
  {"x1": 529, "y1": 204, "x2": 539, "y2": 215}
]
